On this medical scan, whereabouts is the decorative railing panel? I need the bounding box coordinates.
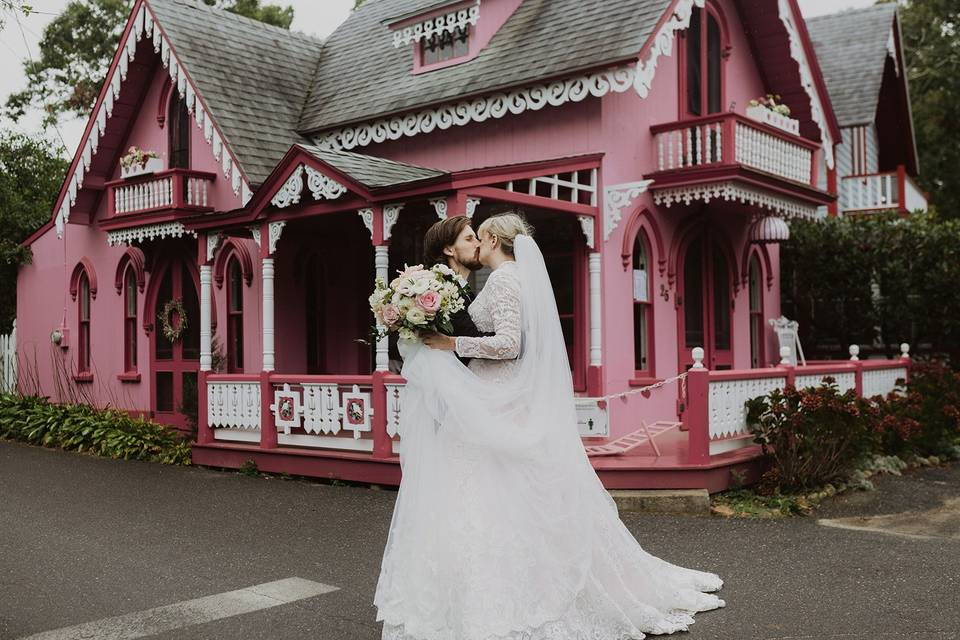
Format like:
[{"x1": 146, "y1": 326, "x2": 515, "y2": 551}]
[
  {"x1": 107, "y1": 169, "x2": 216, "y2": 217},
  {"x1": 840, "y1": 169, "x2": 927, "y2": 214},
  {"x1": 795, "y1": 371, "x2": 856, "y2": 393},
  {"x1": 862, "y1": 366, "x2": 908, "y2": 398},
  {"x1": 208, "y1": 379, "x2": 260, "y2": 430},
  {"x1": 652, "y1": 113, "x2": 816, "y2": 186},
  {"x1": 708, "y1": 375, "x2": 788, "y2": 440}
]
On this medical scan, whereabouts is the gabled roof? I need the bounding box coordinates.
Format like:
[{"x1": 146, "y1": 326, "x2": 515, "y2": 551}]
[
  {"x1": 806, "y1": 4, "x2": 898, "y2": 127},
  {"x1": 298, "y1": 145, "x2": 446, "y2": 189},
  {"x1": 148, "y1": 0, "x2": 324, "y2": 184},
  {"x1": 297, "y1": 0, "x2": 670, "y2": 135}
]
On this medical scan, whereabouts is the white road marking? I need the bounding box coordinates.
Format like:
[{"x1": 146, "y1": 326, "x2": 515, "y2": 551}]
[{"x1": 18, "y1": 577, "x2": 339, "y2": 640}]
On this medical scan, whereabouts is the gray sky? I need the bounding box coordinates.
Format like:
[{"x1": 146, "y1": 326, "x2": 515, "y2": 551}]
[{"x1": 0, "y1": 0, "x2": 877, "y2": 157}]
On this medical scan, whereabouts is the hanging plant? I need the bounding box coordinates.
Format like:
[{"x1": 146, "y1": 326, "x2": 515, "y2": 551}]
[{"x1": 159, "y1": 297, "x2": 188, "y2": 343}]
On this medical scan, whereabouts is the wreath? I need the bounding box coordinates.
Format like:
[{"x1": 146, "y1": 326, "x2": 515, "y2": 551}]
[{"x1": 159, "y1": 297, "x2": 188, "y2": 343}]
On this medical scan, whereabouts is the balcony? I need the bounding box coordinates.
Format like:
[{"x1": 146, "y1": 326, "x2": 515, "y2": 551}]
[
  {"x1": 648, "y1": 113, "x2": 831, "y2": 216},
  {"x1": 106, "y1": 169, "x2": 216, "y2": 217},
  {"x1": 840, "y1": 167, "x2": 928, "y2": 215}
]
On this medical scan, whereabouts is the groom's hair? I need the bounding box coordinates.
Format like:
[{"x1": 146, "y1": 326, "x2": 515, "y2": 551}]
[{"x1": 423, "y1": 216, "x2": 472, "y2": 267}]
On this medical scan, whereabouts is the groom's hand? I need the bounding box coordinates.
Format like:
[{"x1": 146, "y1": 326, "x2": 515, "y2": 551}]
[{"x1": 422, "y1": 332, "x2": 457, "y2": 351}]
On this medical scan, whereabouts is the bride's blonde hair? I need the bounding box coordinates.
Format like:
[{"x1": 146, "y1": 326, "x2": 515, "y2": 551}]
[{"x1": 477, "y1": 212, "x2": 533, "y2": 256}]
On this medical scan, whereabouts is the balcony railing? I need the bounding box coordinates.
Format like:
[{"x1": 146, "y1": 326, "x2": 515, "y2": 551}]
[
  {"x1": 651, "y1": 113, "x2": 819, "y2": 186},
  {"x1": 840, "y1": 167, "x2": 928, "y2": 214},
  {"x1": 106, "y1": 169, "x2": 216, "y2": 217}
]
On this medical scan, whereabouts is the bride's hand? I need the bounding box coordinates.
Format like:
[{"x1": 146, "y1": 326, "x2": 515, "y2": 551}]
[{"x1": 422, "y1": 332, "x2": 457, "y2": 351}]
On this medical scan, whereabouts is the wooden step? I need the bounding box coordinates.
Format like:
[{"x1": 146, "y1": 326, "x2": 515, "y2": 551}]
[{"x1": 584, "y1": 421, "x2": 680, "y2": 457}]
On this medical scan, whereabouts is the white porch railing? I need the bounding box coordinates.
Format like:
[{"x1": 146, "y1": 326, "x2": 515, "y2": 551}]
[
  {"x1": 652, "y1": 113, "x2": 816, "y2": 185},
  {"x1": 0, "y1": 320, "x2": 15, "y2": 394},
  {"x1": 106, "y1": 169, "x2": 216, "y2": 216},
  {"x1": 841, "y1": 168, "x2": 928, "y2": 214},
  {"x1": 684, "y1": 345, "x2": 911, "y2": 460}
]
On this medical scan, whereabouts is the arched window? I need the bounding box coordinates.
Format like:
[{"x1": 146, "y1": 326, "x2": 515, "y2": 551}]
[
  {"x1": 78, "y1": 271, "x2": 91, "y2": 374},
  {"x1": 749, "y1": 254, "x2": 764, "y2": 367},
  {"x1": 168, "y1": 92, "x2": 190, "y2": 169},
  {"x1": 684, "y1": 5, "x2": 724, "y2": 117},
  {"x1": 226, "y1": 255, "x2": 244, "y2": 372},
  {"x1": 124, "y1": 265, "x2": 137, "y2": 372},
  {"x1": 633, "y1": 231, "x2": 654, "y2": 375}
]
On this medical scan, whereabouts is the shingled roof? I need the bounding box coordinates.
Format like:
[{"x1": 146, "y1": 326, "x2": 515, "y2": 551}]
[
  {"x1": 147, "y1": 0, "x2": 324, "y2": 185},
  {"x1": 297, "y1": 0, "x2": 670, "y2": 135},
  {"x1": 806, "y1": 4, "x2": 898, "y2": 127},
  {"x1": 298, "y1": 144, "x2": 446, "y2": 189}
]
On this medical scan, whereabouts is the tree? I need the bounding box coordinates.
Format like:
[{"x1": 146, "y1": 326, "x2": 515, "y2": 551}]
[
  {"x1": 0, "y1": 131, "x2": 69, "y2": 331},
  {"x1": 897, "y1": 0, "x2": 960, "y2": 218},
  {"x1": 0, "y1": 1, "x2": 33, "y2": 29},
  {"x1": 5, "y1": 0, "x2": 294, "y2": 126}
]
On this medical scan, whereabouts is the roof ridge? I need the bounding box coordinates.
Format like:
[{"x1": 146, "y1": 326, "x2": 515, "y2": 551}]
[{"x1": 148, "y1": 0, "x2": 325, "y2": 44}]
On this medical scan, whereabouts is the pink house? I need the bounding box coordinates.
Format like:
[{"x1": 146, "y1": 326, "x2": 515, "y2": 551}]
[{"x1": 17, "y1": 0, "x2": 912, "y2": 492}]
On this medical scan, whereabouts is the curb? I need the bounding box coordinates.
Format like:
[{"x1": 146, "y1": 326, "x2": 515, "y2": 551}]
[{"x1": 609, "y1": 489, "x2": 711, "y2": 516}]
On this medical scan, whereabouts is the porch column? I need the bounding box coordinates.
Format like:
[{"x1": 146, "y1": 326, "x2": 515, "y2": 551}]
[
  {"x1": 374, "y1": 245, "x2": 390, "y2": 371},
  {"x1": 588, "y1": 252, "x2": 602, "y2": 366},
  {"x1": 262, "y1": 257, "x2": 275, "y2": 372},
  {"x1": 199, "y1": 264, "x2": 213, "y2": 371}
]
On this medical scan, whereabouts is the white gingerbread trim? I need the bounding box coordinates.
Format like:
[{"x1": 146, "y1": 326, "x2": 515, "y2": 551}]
[
  {"x1": 465, "y1": 197, "x2": 481, "y2": 219},
  {"x1": 429, "y1": 198, "x2": 448, "y2": 219},
  {"x1": 391, "y1": 2, "x2": 479, "y2": 48},
  {"x1": 577, "y1": 215, "x2": 596, "y2": 250},
  {"x1": 383, "y1": 203, "x2": 404, "y2": 241},
  {"x1": 268, "y1": 221, "x2": 286, "y2": 254},
  {"x1": 652, "y1": 181, "x2": 817, "y2": 218},
  {"x1": 248, "y1": 225, "x2": 261, "y2": 248},
  {"x1": 777, "y1": 0, "x2": 835, "y2": 169},
  {"x1": 304, "y1": 165, "x2": 348, "y2": 200},
  {"x1": 604, "y1": 180, "x2": 654, "y2": 241},
  {"x1": 358, "y1": 208, "x2": 375, "y2": 236},
  {"x1": 205, "y1": 231, "x2": 223, "y2": 262},
  {"x1": 55, "y1": 3, "x2": 249, "y2": 239},
  {"x1": 270, "y1": 166, "x2": 305, "y2": 209},
  {"x1": 106, "y1": 221, "x2": 196, "y2": 246},
  {"x1": 316, "y1": 0, "x2": 707, "y2": 153}
]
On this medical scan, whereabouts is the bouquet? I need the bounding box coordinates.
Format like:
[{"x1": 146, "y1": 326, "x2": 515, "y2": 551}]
[{"x1": 369, "y1": 263, "x2": 467, "y2": 342}]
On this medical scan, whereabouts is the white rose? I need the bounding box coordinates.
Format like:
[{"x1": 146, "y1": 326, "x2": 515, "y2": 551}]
[
  {"x1": 406, "y1": 307, "x2": 427, "y2": 325},
  {"x1": 412, "y1": 278, "x2": 432, "y2": 295}
]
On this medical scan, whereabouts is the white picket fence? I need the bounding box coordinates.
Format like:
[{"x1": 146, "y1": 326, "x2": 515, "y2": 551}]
[{"x1": 0, "y1": 320, "x2": 16, "y2": 394}]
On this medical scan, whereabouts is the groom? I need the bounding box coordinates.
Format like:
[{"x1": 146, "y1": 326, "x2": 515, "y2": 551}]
[{"x1": 422, "y1": 216, "x2": 489, "y2": 358}]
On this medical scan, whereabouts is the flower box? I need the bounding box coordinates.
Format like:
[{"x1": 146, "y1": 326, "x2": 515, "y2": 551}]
[
  {"x1": 745, "y1": 105, "x2": 799, "y2": 136},
  {"x1": 121, "y1": 156, "x2": 163, "y2": 179}
]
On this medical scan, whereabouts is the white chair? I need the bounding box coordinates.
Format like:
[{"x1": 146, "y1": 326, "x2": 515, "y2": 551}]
[{"x1": 768, "y1": 316, "x2": 806, "y2": 366}]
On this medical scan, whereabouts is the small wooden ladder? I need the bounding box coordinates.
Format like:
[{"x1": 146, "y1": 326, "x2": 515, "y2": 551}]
[{"x1": 584, "y1": 421, "x2": 680, "y2": 457}]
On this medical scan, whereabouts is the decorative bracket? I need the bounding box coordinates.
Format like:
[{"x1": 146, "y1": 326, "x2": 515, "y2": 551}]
[
  {"x1": 358, "y1": 208, "x2": 374, "y2": 236},
  {"x1": 577, "y1": 215, "x2": 596, "y2": 250},
  {"x1": 465, "y1": 197, "x2": 481, "y2": 219},
  {"x1": 205, "y1": 231, "x2": 223, "y2": 262},
  {"x1": 604, "y1": 180, "x2": 654, "y2": 242},
  {"x1": 248, "y1": 225, "x2": 261, "y2": 248},
  {"x1": 271, "y1": 165, "x2": 304, "y2": 209},
  {"x1": 268, "y1": 221, "x2": 286, "y2": 255},
  {"x1": 304, "y1": 165, "x2": 347, "y2": 200},
  {"x1": 383, "y1": 203, "x2": 405, "y2": 241},
  {"x1": 429, "y1": 198, "x2": 448, "y2": 219}
]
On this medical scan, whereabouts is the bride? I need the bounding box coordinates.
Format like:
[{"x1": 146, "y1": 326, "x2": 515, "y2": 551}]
[{"x1": 374, "y1": 213, "x2": 724, "y2": 640}]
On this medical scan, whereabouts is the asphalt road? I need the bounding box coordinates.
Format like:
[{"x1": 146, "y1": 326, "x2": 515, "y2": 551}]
[{"x1": 1, "y1": 440, "x2": 958, "y2": 640}]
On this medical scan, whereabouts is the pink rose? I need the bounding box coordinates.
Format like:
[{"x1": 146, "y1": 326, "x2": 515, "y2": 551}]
[
  {"x1": 381, "y1": 304, "x2": 400, "y2": 326},
  {"x1": 416, "y1": 291, "x2": 441, "y2": 313}
]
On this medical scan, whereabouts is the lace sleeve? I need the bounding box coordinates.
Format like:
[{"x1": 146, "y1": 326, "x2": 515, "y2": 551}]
[{"x1": 454, "y1": 267, "x2": 521, "y2": 360}]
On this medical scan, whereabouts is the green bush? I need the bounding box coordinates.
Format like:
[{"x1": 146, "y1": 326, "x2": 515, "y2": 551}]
[
  {"x1": 0, "y1": 393, "x2": 192, "y2": 465},
  {"x1": 745, "y1": 379, "x2": 878, "y2": 492}
]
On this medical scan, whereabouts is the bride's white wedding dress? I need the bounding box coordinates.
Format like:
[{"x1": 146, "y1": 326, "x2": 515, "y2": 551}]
[{"x1": 375, "y1": 237, "x2": 724, "y2": 640}]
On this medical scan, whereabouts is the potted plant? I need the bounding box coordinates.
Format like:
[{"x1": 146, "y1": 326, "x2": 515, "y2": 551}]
[
  {"x1": 746, "y1": 94, "x2": 799, "y2": 135},
  {"x1": 120, "y1": 146, "x2": 163, "y2": 178}
]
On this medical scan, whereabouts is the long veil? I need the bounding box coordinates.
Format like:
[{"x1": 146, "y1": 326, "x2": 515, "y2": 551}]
[{"x1": 375, "y1": 235, "x2": 723, "y2": 640}]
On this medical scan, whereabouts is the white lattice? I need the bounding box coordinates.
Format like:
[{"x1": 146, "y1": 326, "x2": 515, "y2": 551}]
[
  {"x1": 862, "y1": 367, "x2": 908, "y2": 399},
  {"x1": 795, "y1": 372, "x2": 856, "y2": 393},
  {"x1": 708, "y1": 376, "x2": 787, "y2": 439},
  {"x1": 55, "y1": 4, "x2": 248, "y2": 238},
  {"x1": 385, "y1": 383, "x2": 405, "y2": 439},
  {"x1": 653, "y1": 182, "x2": 817, "y2": 219},
  {"x1": 604, "y1": 181, "x2": 654, "y2": 241},
  {"x1": 302, "y1": 383, "x2": 342, "y2": 435},
  {"x1": 207, "y1": 380, "x2": 261, "y2": 430},
  {"x1": 391, "y1": 2, "x2": 480, "y2": 47},
  {"x1": 106, "y1": 222, "x2": 196, "y2": 246}
]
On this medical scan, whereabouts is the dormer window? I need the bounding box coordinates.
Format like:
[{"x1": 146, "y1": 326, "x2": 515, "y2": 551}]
[{"x1": 422, "y1": 25, "x2": 470, "y2": 65}]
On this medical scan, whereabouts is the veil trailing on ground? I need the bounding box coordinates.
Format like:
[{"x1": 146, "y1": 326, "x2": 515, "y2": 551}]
[{"x1": 376, "y1": 235, "x2": 723, "y2": 640}]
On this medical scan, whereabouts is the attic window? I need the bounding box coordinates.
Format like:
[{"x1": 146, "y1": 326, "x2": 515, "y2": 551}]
[{"x1": 423, "y1": 25, "x2": 470, "y2": 65}]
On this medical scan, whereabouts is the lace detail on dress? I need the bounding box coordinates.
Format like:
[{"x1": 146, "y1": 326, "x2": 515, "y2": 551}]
[{"x1": 455, "y1": 261, "x2": 521, "y2": 362}]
